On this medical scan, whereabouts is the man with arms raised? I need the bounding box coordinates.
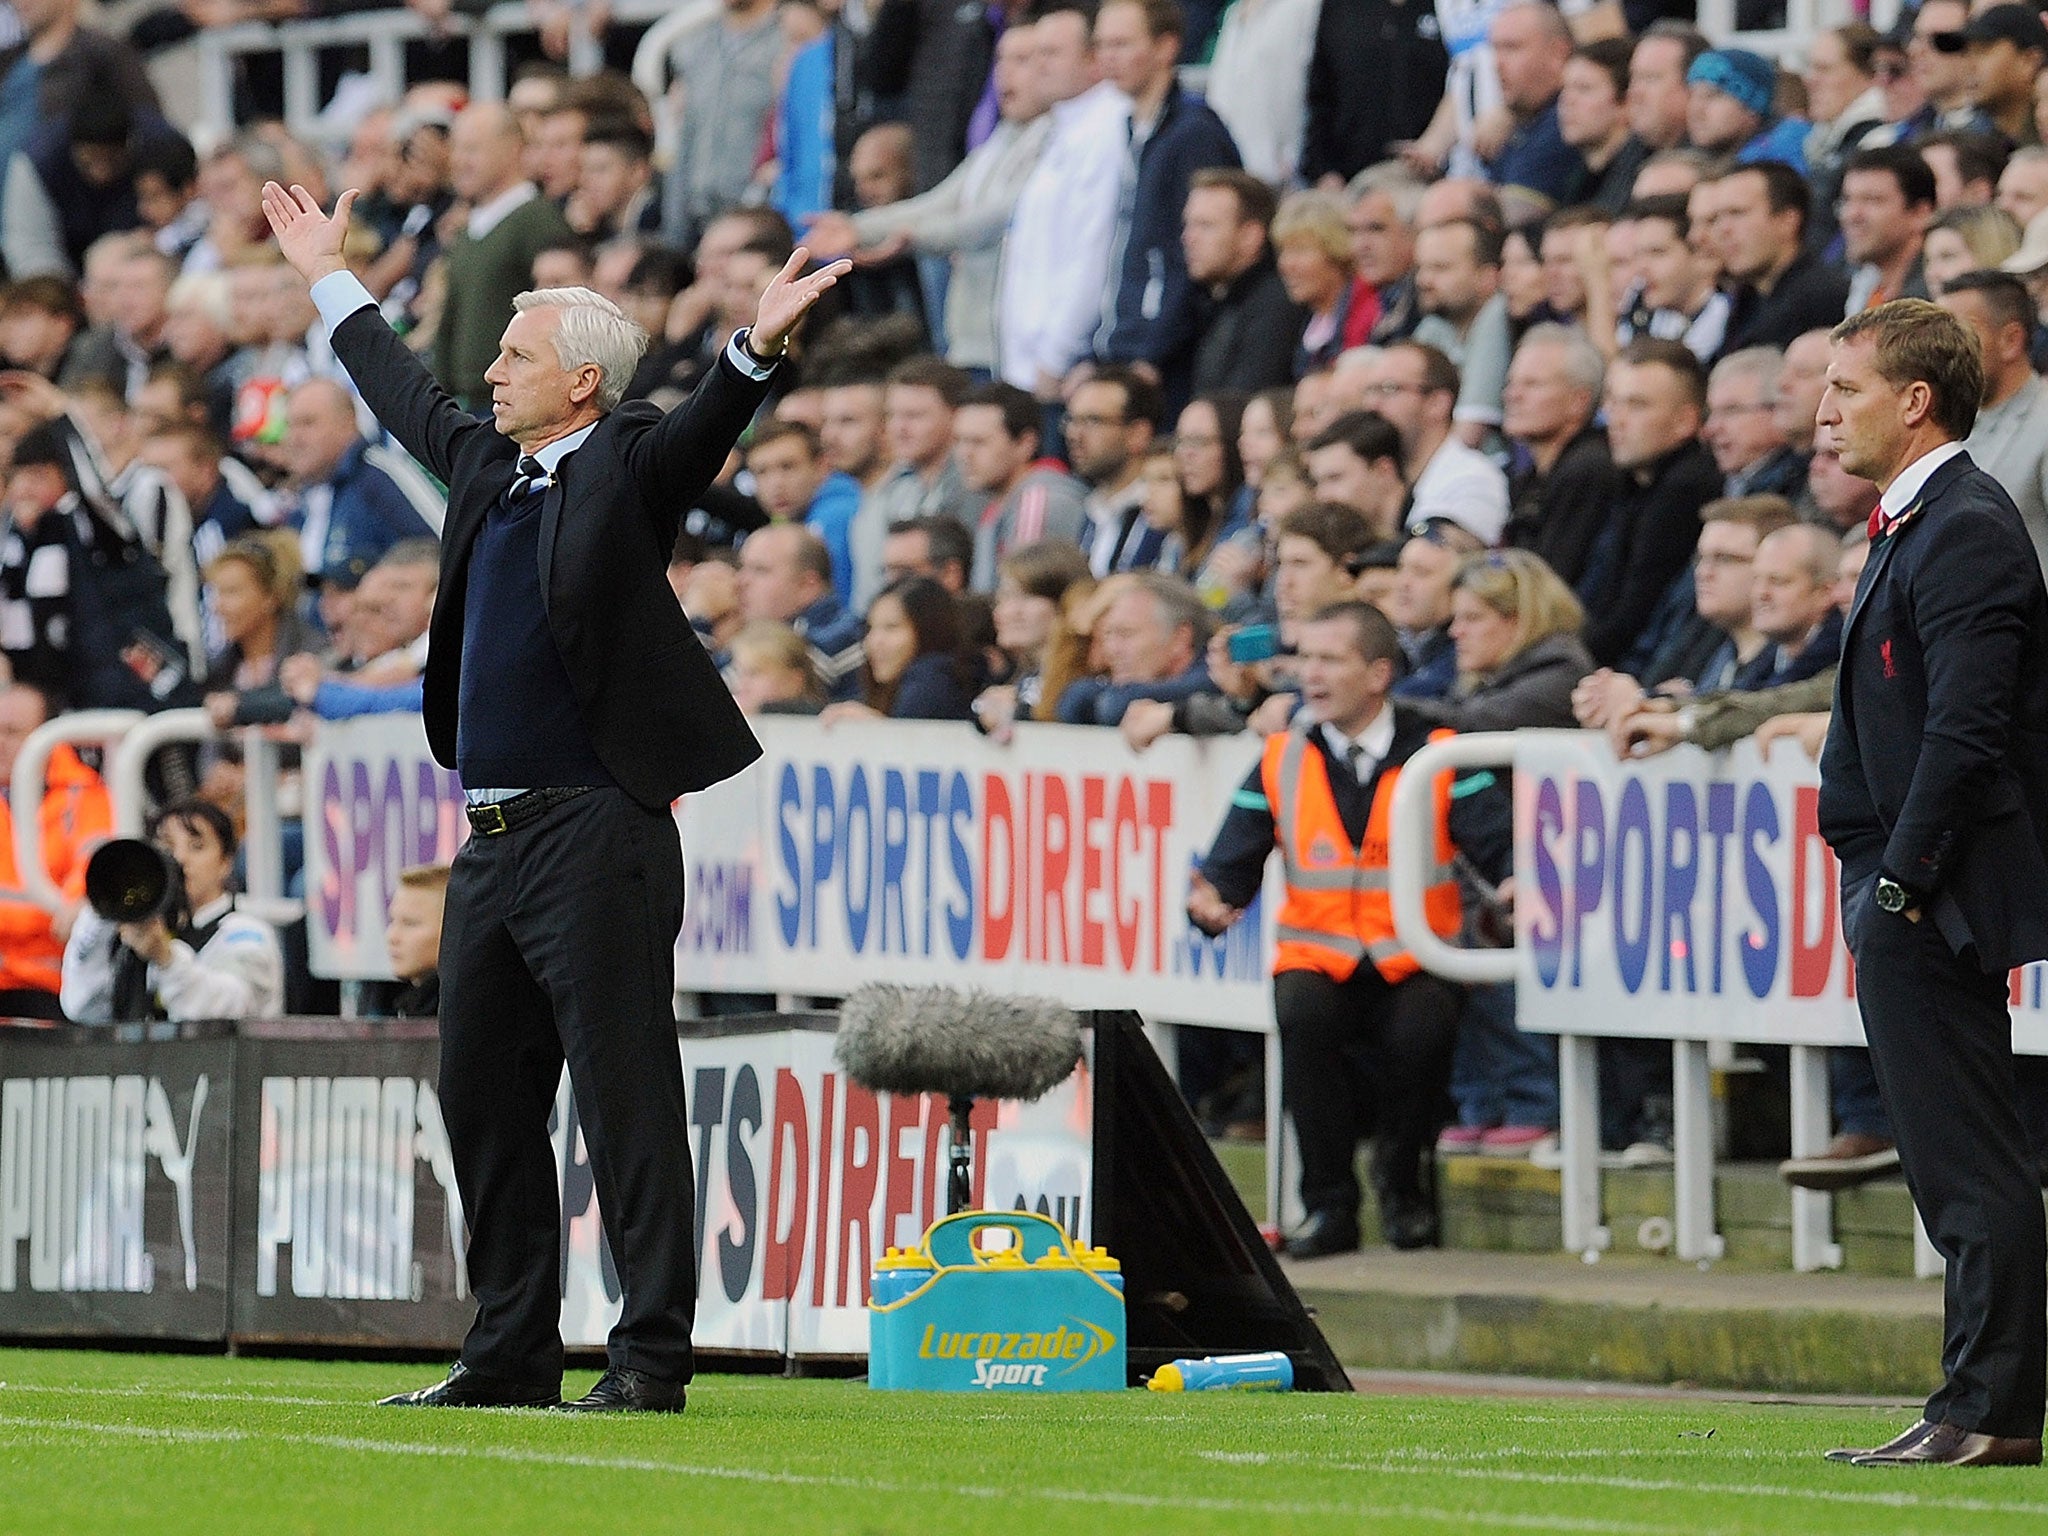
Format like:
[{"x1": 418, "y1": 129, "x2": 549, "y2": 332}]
[
  {"x1": 263, "y1": 181, "x2": 846, "y2": 1414},
  {"x1": 1817, "y1": 298, "x2": 2048, "y2": 1468}
]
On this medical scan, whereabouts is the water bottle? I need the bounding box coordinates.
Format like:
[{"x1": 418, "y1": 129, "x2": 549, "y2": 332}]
[{"x1": 1146, "y1": 1351, "x2": 1294, "y2": 1392}]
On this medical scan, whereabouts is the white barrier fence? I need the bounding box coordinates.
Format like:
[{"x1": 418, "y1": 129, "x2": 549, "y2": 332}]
[
  {"x1": 191, "y1": 0, "x2": 1883, "y2": 148},
  {"x1": 1391, "y1": 729, "x2": 2048, "y2": 1280},
  {"x1": 299, "y1": 713, "x2": 1296, "y2": 1224},
  {"x1": 25, "y1": 708, "x2": 2014, "y2": 1277}
]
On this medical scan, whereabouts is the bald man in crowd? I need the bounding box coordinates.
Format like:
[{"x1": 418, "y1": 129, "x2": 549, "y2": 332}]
[{"x1": 436, "y1": 104, "x2": 575, "y2": 408}]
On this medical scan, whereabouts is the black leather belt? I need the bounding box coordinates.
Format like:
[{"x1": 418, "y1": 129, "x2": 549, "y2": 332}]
[{"x1": 465, "y1": 786, "x2": 595, "y2": 837}]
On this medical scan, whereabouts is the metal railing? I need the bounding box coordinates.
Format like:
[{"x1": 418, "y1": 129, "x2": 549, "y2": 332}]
[
  {"x1": 191, "y1": 0, "x2": 680, "y2": 144},
  {"x1": 1387, "y1": 729, "x2": 1957, "y2": 1281},
  {"x1": 196, "y1": 0, "x2": 1878, "y2": 151},
  {"x1": 9, "y1": 710, "x2": 145, "y2": 915},
  {"x1": 12, "y1": 710, "x2": 300, "y2": 922}
]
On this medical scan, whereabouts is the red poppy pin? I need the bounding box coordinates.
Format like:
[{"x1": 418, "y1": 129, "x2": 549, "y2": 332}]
[{"x1": 1881, "y1": 639, "x2": 1896, "y2": 679}]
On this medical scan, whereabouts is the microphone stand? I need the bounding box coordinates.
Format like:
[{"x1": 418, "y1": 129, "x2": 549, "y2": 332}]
[{"x1": 947, "y1": 1094, "x2": 975, "y2": 1213}]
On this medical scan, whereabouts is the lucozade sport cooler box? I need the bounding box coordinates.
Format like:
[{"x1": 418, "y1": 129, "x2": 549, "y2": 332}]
[{"x1": 868, "y1": 1211, "x2": 1126, "y2": 1391}]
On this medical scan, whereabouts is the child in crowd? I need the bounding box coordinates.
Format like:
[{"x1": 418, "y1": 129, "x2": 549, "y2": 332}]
[{"x1": 386, "y1": 862, "x2": 447, "y2": 1019}]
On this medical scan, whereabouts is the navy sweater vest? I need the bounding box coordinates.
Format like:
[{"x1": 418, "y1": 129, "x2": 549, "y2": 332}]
[{"x1": 456, "y1": 488, "x2": 615, "y2": 790}]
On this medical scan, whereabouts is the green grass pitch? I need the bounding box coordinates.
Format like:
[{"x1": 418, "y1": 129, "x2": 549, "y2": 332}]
[{"x1": 1, "y1": 1348, "x2": 2042, "y2": 1535}]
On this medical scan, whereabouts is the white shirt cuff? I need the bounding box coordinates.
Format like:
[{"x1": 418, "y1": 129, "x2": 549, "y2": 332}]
[
  {"x1": 310, "y1": 270, "x2": 378, "y2": 334},
  {"x1": 727, "y1": 329, "x2": 779, "y2": 381}
]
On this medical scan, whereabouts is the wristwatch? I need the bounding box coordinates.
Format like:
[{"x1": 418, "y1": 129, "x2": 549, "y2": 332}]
[{"x1": 1874, "y1": 877, "x2": 1913, "y2": 914}]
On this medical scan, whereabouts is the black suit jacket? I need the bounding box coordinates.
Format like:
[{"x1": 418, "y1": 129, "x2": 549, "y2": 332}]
[
  {"x1": 328, "y1": 304, "x2": 767, "y2": 809},
  {"x1": 1818, "y1": 450, "x2": 2048, "y2": 972}
]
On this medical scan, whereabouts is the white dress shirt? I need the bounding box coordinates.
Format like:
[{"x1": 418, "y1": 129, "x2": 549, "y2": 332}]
[
  {"x1": 1876, "y1": 440, "x2": 1967, "y2": 530},
  {"x1": 1321, "y1": 703, "x2": 1397, "y2": 783}
]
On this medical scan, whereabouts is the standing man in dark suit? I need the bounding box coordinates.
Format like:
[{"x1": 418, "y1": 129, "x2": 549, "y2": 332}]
[
  {"x1": 263, "y1": 181, "x2": 848, "y2": 1415},
  {"x1": 1817, "y1": 297, "x2": 2048, "y2": 1468}
]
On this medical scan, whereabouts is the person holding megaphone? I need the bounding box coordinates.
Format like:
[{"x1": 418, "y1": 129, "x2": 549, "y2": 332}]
[{"x1": 60, "y1": 799, "x2": 283, "y2": 1023}]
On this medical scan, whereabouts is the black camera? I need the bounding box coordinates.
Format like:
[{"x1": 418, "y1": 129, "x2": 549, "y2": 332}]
[{"x1": 84, "y1": 839, "x2": 186, "y2": 926}]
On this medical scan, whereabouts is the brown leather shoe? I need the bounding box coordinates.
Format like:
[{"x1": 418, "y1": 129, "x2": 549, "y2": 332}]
[
  {"x1": 1825, "y1": 1419, "x2": 1934, "y2": 1464},
  {"x1": 1851, "y1": 1421, "x2": 2043, "y2": 1466}
]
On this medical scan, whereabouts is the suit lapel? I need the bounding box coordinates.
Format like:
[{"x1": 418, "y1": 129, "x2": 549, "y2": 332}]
[
  {"x1": 1842, "y1": 451, "x2": 1976, "y2": 648},
  {"x1": 1843, "y1": 508, "x2": 1906, "y2": 650}
]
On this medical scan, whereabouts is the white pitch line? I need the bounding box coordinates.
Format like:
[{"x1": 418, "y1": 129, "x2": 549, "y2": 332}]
[
  {"x1": 1202, "y1": 1446, "x2": 1799, "y2": 1465},
  {"x1": 0, "y1": 1383, "x2": 357, "y2": 1409},
  {"x1": 1329, "y1": 1458, "x2": 2048, "y2": 1519},
  {"x1": 0, "y1": 1412, "x2": 1717, "y2": 1535},
  {"x1": 0, "y1": 1378, "x2": 801, "y2": 1410}
]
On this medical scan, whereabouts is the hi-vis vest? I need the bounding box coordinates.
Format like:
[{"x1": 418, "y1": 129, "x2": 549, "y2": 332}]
[{"x1": 1260, "y1": 725, "x2": 1463, "y2": 984}]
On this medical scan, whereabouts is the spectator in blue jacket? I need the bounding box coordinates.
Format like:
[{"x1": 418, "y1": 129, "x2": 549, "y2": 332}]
[
  {"x1": 1090, "y1": 0, "x2": 1240, "y2": 404},
  {"x1": 737, "y1": 522, "x2": 867, "y2": 701},
  {"x1": 1687, "y1": 48, "x2": 1808, "y2": 173},
  {"x1": 1056, "y1": 569, "x2": 1214, "y2": 724},
  {"x1": 743, "y1": 418, "x2": 862, "y2": 607},
  {"x1": 279, "y1": 379, "x2": 443, "y2": 591}
]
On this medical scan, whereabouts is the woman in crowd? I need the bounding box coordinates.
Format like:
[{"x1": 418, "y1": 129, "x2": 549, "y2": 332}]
[
  {"x1": 61, "y1": 798, "x2": 284, "y2": 1023},
  {"x1": 972, "y1": 545, "x2": 1097, "y2": 743},
  {"x1": 1175, "y1": 394, "x2": 1247, "y2": 537},
  {"x1": 1206, "y1": 388, "x2": 1290, "y2": 610},
  {"x1": 1273, "y1": 191, "x2": 1367, "y2": 376},
  {"x1": 828, "y1": 576, "x2": 981, "y2": 723},
  {"x1": 1174, "y1": 393, "x2": 1255, "y2": 603},
  {"x1": 989, "y1": 541, "x2": 1091, "y2": 703},
  {"x1": 1922, "y1": 204, "x2": 2023, "y2": 294},
  {"x1": 1134, "y1": 441, "x2": 1225, "y2": 583},
  {"x1": 1499, "y1": 226, "x2": 1551, "y2": 342},
  {"x1": 1410, "y1": 550, "x2": 1592, "y2": 1159},
  {"x1": 1409, "y1": 550, "x2": 1593, "y2": 733},
  {"x1": 728, "y1": 621, "x2": 827, "y2": 716},
  {"x1": 199, "y1": 534, "x2": 315, "y2": 718},
  {"x1": 1234, "y1": 388, "x2": 1292, "y2": 516}
]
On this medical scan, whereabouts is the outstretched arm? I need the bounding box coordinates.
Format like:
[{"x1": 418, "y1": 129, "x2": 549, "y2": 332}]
[
  {"x1": 261, "y1": 181, "x2": 483, "y2": 483},
  {"x1": 632, "y1": 247, "x2": 850, "y2": 509}
]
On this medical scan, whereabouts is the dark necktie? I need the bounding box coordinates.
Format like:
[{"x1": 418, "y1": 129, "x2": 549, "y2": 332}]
[
  {"x1": 507, "y1": 454, "x2": 548, "y2": 504},
  {"x1": 1341, "y1": 740, "x2": 1366, "y2": 783}
]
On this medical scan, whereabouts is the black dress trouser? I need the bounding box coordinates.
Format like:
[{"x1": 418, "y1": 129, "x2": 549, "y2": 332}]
[
  {"x1": 1274, "y1": 964, "x2": 1461, "y2": 1221},
  {"x1": 1849, "y1": 887, "x2": 2047, "y2": 1438},
  {"x1": 437, "y1": 787, "x2": 696, "y2": 1385}
]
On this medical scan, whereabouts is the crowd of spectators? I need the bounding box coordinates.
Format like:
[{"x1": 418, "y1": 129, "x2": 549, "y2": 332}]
[{"x1": 13, "y1": 0, "x2": 2048, "y2": 1208}]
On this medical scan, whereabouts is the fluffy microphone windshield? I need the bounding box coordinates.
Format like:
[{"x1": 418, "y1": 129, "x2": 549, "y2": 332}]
[{"x1": 835, "y1": 984, "x2": 1082, "y2": 1103}]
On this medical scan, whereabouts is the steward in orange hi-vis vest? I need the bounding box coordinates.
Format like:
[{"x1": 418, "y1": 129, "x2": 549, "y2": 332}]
[
  {"x1": 0, "y1": 741, "x2": 111, "y2": 1011},
  {"x1": 1260, "y1": 724, "x2": 1465, "y2": 986},
  {"x1": 1190, "y1": 603, "x2": 1511, "y2": 1259}
]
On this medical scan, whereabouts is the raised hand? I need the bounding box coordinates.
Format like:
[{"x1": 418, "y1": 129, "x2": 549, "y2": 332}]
[
  {"x1": 260, "y1": 181, "x2": 359, "y2": 286},
  {"x1": 750, "y1": 247, "x2": 854, "y2": 358}
]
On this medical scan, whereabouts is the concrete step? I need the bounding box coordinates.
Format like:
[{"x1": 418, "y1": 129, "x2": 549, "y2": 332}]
[
  {"x1": 1281, "y1": 1246, "x2": 1941, "y2": 1398},
  {"x1": 1208, "y1": 1140, "x2": 1929, "y2": 1276}
]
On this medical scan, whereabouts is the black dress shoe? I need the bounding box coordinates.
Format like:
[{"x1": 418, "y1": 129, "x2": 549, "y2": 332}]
[
  {"x1": 1851, "y1": 1421, "x2": 2043, "y2": 1466},
  {"x1": 378, "y1": 1362, "x2": 560, "y2": 1408},
  {"x1": 558, "y1": 1367, "x2": 687, "y2": 1414},
  {"x1": 1826, "y1": 1419, "x2": 1933, "y2": 1464},
  {"x1": 1378, "y1": 1190, "x2": 1441, "y2": 1251},
  {"x1": 1282, "y1": 1209, "x2": 1361, "y2": 1260}
]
